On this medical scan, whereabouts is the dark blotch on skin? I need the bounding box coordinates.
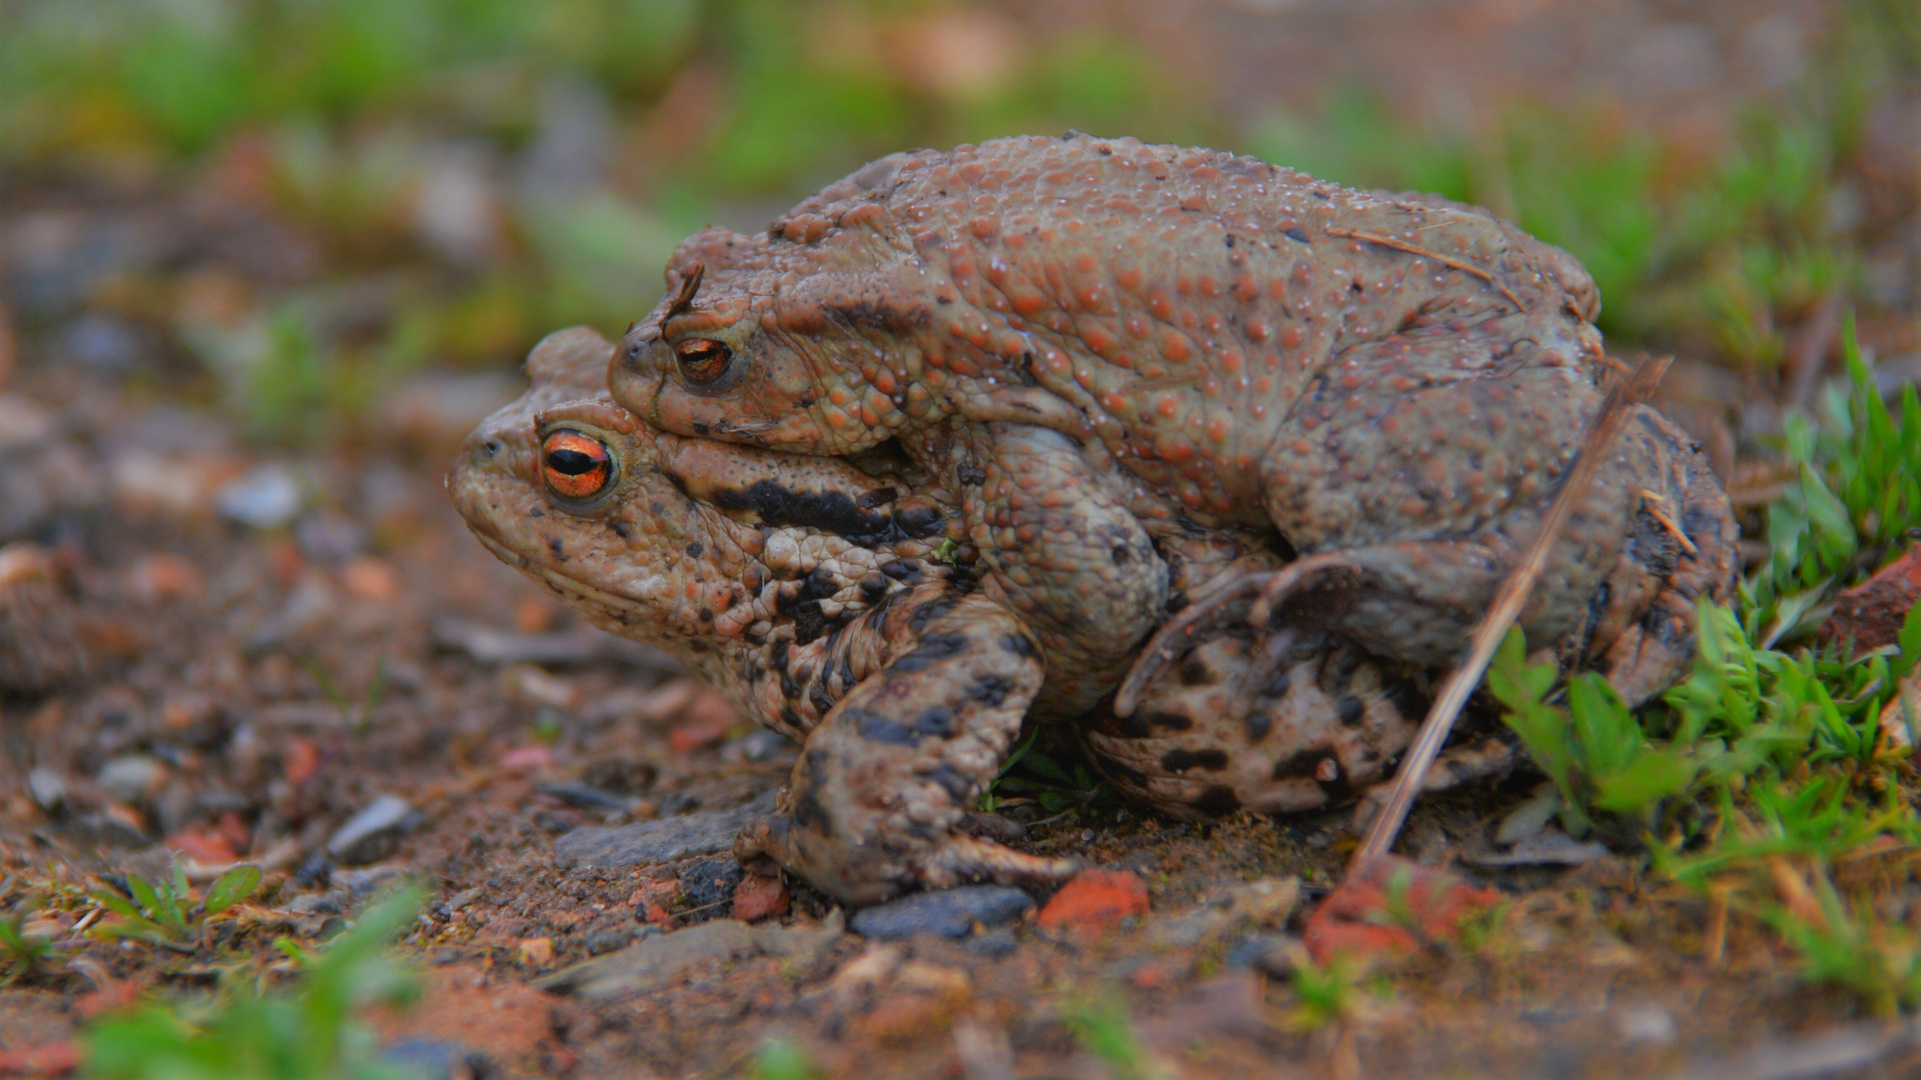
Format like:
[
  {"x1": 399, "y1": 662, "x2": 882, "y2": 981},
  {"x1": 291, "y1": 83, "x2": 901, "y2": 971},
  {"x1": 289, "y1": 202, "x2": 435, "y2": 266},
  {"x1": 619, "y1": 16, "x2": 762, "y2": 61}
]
[
  {"x1": 881, "y1": 559, "x2": 919, "y2": 581},
  {"x1": 925, "y1": 764, "x2": 974, "y2": 803},
  {"x1": 1145, "y1": 711, "x2": 1194, "y2": 732},
  {"x1": 1001, "y1": 633, "x2": 1039, "y2": 659},
  {"x1": 1336, "y1": 696, "x2": 1366, "y2": 727},
  {"x1": 958, "y1": 463, "x2": 987, "y2": 486},
  {"x1": 852, "y1": 708, "x2": 916, "y2": 745},
  {"x1": 1161, "y1": 748, "x2": 1228, "y2": 773},
  {"x1": 858, "y1": 573, "x2": 888, "y2": 600},
  {"x1": 712, "y1": 479, "x2": 906, "y2": 546},
  {"x1": 854, "y1": 486, "x2": 898, "y2": 510},
  {"x1": 1177, "y1": 655, "x2": 1216, "y2": 687},
  {"x1": 792, "y1": 601, "x2": 827, "y2": 644},
  {"x1": 1384, "y1": 678, "x2": 1427, "y2": 721},
  {"x1": 968, "y1": 676, "x2": 1016, "y2": 707},
  {"x1": 889, "y1": 630, "x2": 970, "y2": 672},
  {"x1": 1244, "y1": 711, "x2": 1273, "y2": 740},
  {"x1": 547, "y1": 537, "x2": 566, "y2": 561},
  {"x1": 1194, "y1": 785, "x2": 1241, "y2": 815},
  {"x1": 1272, "y1": 748, "x2": 1327, "y2": 780},
  {"x1": 685, "y1": 540, "x2": 704, "y2": 557},
  {"x1": 906, "y1": 598, "x2": 957, "y2": 634}
]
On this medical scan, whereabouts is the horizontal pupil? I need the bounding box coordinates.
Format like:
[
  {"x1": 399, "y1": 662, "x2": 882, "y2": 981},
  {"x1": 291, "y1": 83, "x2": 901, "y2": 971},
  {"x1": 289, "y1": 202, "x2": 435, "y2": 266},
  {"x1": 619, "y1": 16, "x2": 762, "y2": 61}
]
[{"x1": 548, "y1": 448, "x2": 602, "y2": 476}]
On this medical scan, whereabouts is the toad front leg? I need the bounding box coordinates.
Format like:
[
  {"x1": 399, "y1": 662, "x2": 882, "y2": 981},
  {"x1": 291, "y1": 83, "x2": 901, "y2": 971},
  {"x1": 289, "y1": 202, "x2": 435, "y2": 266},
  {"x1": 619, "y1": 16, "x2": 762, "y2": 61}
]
[
  {"x1": 919, "y1": 422, "x2": 1169, "y2": 717},
  {"x1": 736, "y1": 585, "x2": 1078, "y2": 905}
]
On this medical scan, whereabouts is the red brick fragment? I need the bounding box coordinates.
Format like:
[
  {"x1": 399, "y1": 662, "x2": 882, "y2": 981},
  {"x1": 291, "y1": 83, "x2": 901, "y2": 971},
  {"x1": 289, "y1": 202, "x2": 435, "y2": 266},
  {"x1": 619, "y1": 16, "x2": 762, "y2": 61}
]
[
  {"x1": 1302, "y1": 856, "x2": 1501, "y2": 963},
  {"x1": 0, "y1": 1041, "x2": 81, "y2": 1076},
  {"x1": 1822, "y1": 542, "x2": 1921, "y2": 651},
  {"x1": 733, "y1": 872, "x2": 791, "y2": 922},
  {"x1": 1037, "y1": 869, "x2": 1149, "y2": 934}
]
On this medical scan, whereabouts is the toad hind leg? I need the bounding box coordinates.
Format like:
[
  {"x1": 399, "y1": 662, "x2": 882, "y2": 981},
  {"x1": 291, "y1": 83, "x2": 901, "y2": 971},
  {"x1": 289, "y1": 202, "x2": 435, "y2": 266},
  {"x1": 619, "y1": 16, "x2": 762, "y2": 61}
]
[{"x1": 736, "y1": 586, "x2": 1078, "y2": 905}]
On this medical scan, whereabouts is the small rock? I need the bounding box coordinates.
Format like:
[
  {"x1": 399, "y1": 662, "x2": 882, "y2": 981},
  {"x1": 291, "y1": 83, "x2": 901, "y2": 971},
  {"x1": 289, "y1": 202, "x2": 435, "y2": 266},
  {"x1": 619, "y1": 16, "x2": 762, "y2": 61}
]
[
  {"x1": 326, "y1": 794, "x2": 421, "y2": 865},
  {"x1": 26, "y1": 768, "x2": 66, "y2": 811},
  {"x1": 216, "y1": 464, "x2": 305, "y2": 530},
  {"x1": 733, "y1": 873, "x2": 790, "y2": 923},
  {"x1": 292, "y1": 852, "x2": 333, "y2": 889},
  {"x1": 287, "y1": 894, "x2": 342, "y2": 917},
  {"x1": 497, "y1": 745, "x2": 555, "y2": 772},
  {"x1": 828, "y1": 944, "x2": 902, "y2": 1006},
  {"x1": 57, "y1": 312, "x2": 149, "y2": 375},
  {"x1": 378, "y1": 1039, "x2": 486, "y2": 1080},
  {"x1": 552, "y1": 792, "x2": 773, "y2": 870},
  {"x1": 1037, "y1": 870, "x2": 1148, "y2": 935},
  {"x1": 538, "y1": 919, "x2": 759, "y2": 998},
  {"x1": 536, "y1": 782, "x2": 629, "y2": 814},
  {"x1": 1151, "y1": 876, "x2": 1300, "y2": 948},
  {"x1": 850, "y1": 885, "x2": 1034, "y2": 941},
  {"x1": 1613, "y1": 1004, "x2": 1678, "y2": 1045},
  {"x1": 1224, "y1": 932, "x2": 1310, "y2": 976},
  {"x1": 97, "y1": 754, "x2": 165, "y2": 805},
  {"x1": 583, "y1": 928, "x2": 633, "y2": 955},
  {"x1": 748, "y1": 910, "x2": 844, "y2": 969},
  {"x1": 1468, "y1": 829, "x2": 1612, "y2": 868},
  {"x1": 1302, "y1": 856, "x2": 1501, "y2": 965},
  {"x1": 518, "y1": 936, "x2": 554, "y2": 966},
  {"x1": 678, "y1": 857, "x2": 743, "y2": 914},
  {"x1": 295, "y1": 512, "x2": 368, "y2": 565},
  {"x1": 721, "y1": 729, "x2": 794, "y2": 763},
  {"x1": 962, "y1": 928, "x2": 1018, "y2": 959}
]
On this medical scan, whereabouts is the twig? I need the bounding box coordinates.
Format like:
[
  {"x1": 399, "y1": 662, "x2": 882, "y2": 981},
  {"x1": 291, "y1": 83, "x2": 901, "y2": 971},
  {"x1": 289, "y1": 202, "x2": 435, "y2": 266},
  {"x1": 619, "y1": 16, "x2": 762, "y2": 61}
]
[
  {"x1": 1323, "y1": 226, "x2": 1527, "y2": 312},
  {"x1": 1349, "y1": 355, "x2": 1672, "y2": 869}
]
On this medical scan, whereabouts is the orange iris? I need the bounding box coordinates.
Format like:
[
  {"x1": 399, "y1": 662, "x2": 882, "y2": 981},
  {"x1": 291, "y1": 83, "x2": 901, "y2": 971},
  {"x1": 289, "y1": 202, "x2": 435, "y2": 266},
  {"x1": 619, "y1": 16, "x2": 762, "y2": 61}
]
[{"x1": 541, "y1": 431, "x2": 613, "y2": 499}]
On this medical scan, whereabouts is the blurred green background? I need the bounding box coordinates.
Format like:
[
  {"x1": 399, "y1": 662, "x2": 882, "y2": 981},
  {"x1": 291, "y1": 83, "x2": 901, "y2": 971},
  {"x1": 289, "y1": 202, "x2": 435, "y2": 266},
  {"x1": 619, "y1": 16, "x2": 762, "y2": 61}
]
[{"x1": 0, "y1": 0, "x2": 1914, "y2": 448}]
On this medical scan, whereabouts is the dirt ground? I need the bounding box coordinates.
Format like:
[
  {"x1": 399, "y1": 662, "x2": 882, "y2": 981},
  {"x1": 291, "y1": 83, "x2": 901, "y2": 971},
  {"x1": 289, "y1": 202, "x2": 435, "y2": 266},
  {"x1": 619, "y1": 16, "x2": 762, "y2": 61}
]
[{"x1": 3, "y1": 1, "x2": 1919, "y2": 1077}]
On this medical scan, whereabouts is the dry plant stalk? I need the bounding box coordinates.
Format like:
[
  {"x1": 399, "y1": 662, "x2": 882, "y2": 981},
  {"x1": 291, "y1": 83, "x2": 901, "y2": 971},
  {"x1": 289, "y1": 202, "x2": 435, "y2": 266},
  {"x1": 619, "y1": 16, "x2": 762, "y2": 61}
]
[{"x1": 1349, "y1": 355, "x2": 1673, "y2": 868}]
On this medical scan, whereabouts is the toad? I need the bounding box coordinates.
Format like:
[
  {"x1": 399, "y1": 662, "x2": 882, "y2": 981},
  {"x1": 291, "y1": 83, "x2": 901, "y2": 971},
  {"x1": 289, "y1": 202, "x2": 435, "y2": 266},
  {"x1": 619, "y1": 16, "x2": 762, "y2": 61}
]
[
  {"x1": 452, "y1": 328, "x2": 1511, "y2": 902},
  {"x1": 610, "y1": 133, "x2": 1739, "y2": 711}
]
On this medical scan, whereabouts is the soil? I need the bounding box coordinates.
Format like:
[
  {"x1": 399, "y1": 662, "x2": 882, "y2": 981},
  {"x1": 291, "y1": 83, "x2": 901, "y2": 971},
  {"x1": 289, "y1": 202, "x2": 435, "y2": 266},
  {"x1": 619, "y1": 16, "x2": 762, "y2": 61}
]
[{"x1": 2, "y1": 1, "x2": 1919, "y2": 1078}]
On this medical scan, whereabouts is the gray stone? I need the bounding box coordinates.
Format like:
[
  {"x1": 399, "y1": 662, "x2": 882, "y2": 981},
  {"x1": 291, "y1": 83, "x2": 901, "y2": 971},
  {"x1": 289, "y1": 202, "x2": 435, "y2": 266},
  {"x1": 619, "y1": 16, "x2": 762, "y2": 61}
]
[
  {"x1": 327, "y1": 794, "x2": 421, "y2": 865},
  {"x1": 678, "y1": 856, "x2": 743, "y2": 912},
  {"x1": 849, "y1": 886, "x2": 1034, "y2": 941},
  {"x1": 540, "y1": 912, "x2": 847, "y2": 998},
  {"x1": 538, "y1": 919, "x2": 758, "y2": 998},
  {"x1": 26, "y1": 768, "x2": 66, "y2": 811},
  {"x1": 97, "y1": 754, "x2": 163, "y2": 805},
  {"x1": 1467, "y1": 829, "x2": 1612, "y2": 868},
  {"x1": 552, "y1": 793, "x2": 773, "y2": 870},
  {"x1": 216, "y1": 464, "x2": 305, "y2": 530}
]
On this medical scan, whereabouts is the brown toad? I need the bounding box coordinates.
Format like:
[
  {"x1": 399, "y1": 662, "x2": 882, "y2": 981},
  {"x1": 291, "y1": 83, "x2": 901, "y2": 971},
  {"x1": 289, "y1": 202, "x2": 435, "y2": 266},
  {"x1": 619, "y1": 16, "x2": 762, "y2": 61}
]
[
  {"x1": 451, "y1": 328, "x2": 1501, "y2": 902},
  {"x1": 610, "y1": 133, "x2": 1739, "y2": 711}
]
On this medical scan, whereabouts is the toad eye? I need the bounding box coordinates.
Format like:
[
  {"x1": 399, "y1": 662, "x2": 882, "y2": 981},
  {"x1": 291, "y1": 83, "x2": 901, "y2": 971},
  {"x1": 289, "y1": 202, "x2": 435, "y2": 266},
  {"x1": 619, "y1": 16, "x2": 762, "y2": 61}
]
[
  {"x1": 541, "y1": 430, "x2": 614, "y2": 500},
  {"x1": 674, "y1": 338, "x2": 733, "y2": 386}
]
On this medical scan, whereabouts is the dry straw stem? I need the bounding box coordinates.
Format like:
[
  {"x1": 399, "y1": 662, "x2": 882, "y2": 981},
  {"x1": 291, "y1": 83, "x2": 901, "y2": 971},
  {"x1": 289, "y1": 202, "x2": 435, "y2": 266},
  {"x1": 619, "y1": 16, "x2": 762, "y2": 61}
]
[{"x1": 1350, "y1": 355, "x2": 1673, "y2": 868}]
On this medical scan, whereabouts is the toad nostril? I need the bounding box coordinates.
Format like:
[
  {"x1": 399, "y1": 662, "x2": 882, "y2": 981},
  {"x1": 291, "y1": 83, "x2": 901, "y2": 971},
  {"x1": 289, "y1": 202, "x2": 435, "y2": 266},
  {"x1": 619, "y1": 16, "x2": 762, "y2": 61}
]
[{"x1": 481, "y1": 439, "x2": 501, "y2": 457}]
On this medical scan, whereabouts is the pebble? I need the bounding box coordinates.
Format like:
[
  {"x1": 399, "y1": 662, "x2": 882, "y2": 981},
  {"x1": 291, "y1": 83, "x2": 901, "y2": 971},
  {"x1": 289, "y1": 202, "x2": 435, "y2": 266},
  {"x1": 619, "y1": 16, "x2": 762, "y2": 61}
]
[
  {"x1": 1036, "y1": 870, "x2": 1148, "y2": 935},
  {"x1": 720, "y1": 729, "x2": 795, "y2": 763},
  {"x1": 97, "y1": 754, "x2": 164, "y2": 805},
  {"x1": 537, "y1": 919, "x2": 759, "y2": 998},
  {"x1": 26, "y1": 767, "x2": 66, "y2": 811},
  {"x1": 536, "y1": 782, "x2": 629, "y2": 814},
  {"x1": 961, "y1": 928, "x2": 1018, "y2": 959},
  {"x1": 850, "y1": 886, "x2": 1034, "y2": 941},
  {"x1": 326, "y1": 794, "x2": 421, "y2": 865},
  {"x1": 552, "y1": 793, "x2": 773, "y2": 870},
  {"x1": 1467, "y1": 829, "x2": 1612, "y2": 867},
  {"x1": 732, "y1": 873, "x2": 790, "y2": 923},
  {"x1": 678, "y1": 856, "x2": 744, "y2": 913},
  {"x1": 216, "y1": 464, "x2": 304, "y2": 530},
  {"x1": 378, "y1": 1039, "x2": 486, "y2": 1080}
]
